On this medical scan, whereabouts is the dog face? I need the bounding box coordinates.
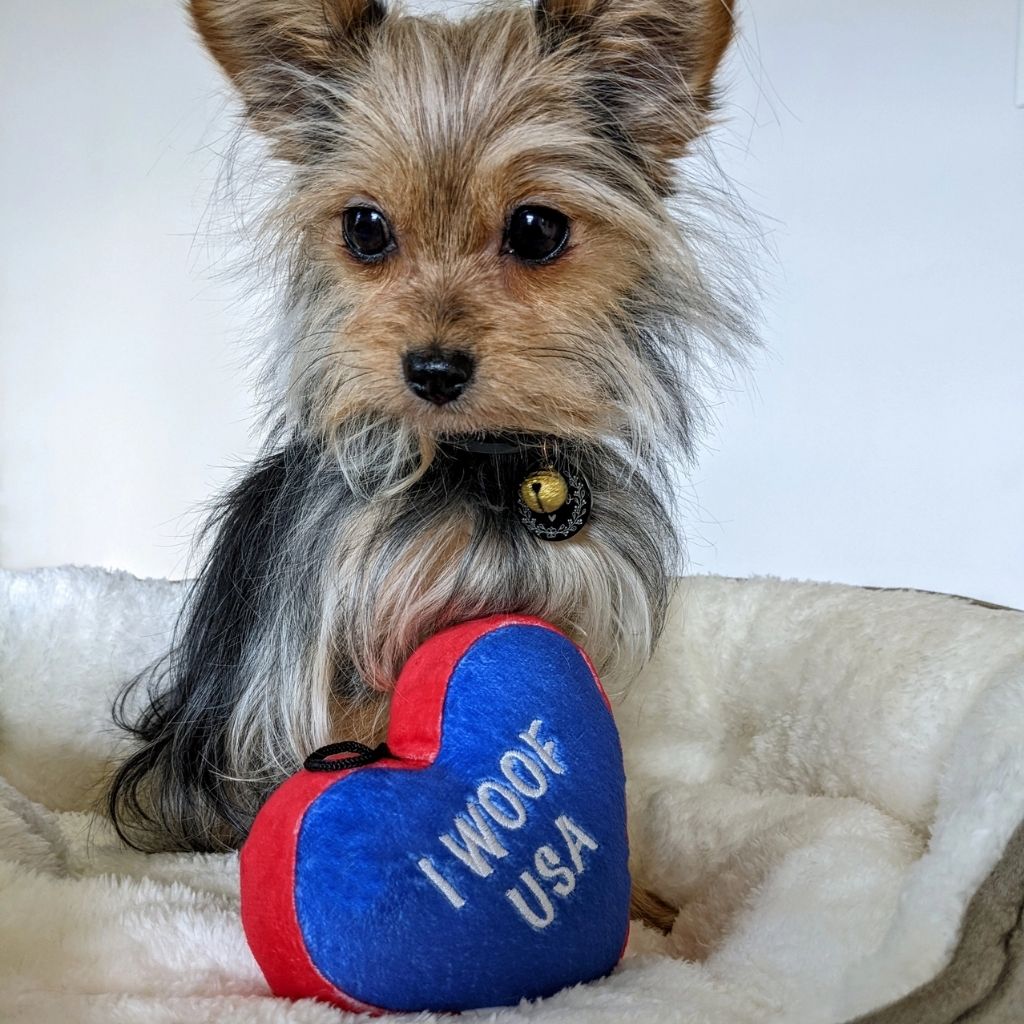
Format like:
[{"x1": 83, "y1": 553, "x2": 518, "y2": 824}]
[{"x1": 193, "y1": 0, "x2": 736, "y2": 453}]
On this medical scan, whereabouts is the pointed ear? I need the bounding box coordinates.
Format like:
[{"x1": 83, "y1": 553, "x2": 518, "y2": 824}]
[
  {"x1": 189, "y1": 0, "x2": 386, "y2": 138},
  {"x1": 536, "y1": 0, "x2": 735, "y2": 188}
]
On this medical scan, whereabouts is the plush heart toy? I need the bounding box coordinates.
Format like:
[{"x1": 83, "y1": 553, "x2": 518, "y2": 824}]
[{"x1": 240, "y1": 615, "x2": 630, "y2": 1015}]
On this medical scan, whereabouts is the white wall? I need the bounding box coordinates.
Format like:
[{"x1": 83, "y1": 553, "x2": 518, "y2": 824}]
[
  {"x1": 1, "y1": 1, "x2": 1022, "y2": 604},
  {"x1": 698, "y1": 0, "x2": 1024, "y2": 605},
  {"x1": 0, "y1": 0, "x2": 257, "y2": 580}
]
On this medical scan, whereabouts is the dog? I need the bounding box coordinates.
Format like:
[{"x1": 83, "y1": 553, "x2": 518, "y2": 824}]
[{"x1": 108, "y1": 0, "x2": 751, "y2": 880}]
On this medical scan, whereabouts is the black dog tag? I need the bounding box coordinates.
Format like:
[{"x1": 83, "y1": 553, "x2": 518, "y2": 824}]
[{"x1": 515, "y1": 467, "x2": 592, "y2": 541}]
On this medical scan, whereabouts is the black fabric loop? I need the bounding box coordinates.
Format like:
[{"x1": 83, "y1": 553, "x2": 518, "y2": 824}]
[{"x1": 304, "y1": 741, "x2": 390, "y2": 773}]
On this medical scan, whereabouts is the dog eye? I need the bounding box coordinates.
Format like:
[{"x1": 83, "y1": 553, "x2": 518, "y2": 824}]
[
  {"x1": 505, "y1": 205, "x2": 570, "y2": 264},
  {"x1": 342, "y1": 207, "x2": 395, "y2": 261}
]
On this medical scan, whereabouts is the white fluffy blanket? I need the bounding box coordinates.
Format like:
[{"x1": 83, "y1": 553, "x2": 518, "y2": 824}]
[{"x1": 1, "y1": 568, "x2": 1023, "y2": 1023}]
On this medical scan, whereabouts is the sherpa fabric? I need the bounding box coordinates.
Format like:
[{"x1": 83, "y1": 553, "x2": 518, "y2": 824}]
[{"x1": 1, "y1": 566, "x2": 1023, "y2": 1024}]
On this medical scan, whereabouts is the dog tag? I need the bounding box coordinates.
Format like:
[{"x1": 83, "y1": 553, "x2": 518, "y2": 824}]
[{"x1": 516, "y1": 466, "x2": 591, "y2": 541}]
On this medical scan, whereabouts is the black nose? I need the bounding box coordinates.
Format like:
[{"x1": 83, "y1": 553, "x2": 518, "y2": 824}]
[{"x1": 403, "y1": 348, "x2": 474, "y2": 406}]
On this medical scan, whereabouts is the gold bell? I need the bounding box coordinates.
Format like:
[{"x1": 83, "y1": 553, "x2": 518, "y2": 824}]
[{"x1": 519, "y1": 468, "x2": 570, "y2": 514}]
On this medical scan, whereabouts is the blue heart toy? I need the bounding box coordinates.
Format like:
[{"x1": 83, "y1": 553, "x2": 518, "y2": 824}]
[{"x1": 241, "y1": 615, "x2": 630, "y2": 1014}]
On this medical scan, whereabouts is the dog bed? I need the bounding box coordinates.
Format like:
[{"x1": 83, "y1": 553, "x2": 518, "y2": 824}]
[{"x1": 1, "y1": 566, "x2": 1022, "y2": 1023}]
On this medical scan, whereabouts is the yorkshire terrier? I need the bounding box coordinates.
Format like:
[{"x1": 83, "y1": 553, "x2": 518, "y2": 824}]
[{"x1": 108, "y1": 0, "x2": 750, "y2": 871}]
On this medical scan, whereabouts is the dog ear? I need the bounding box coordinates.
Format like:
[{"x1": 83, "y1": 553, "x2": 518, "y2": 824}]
[
  {"x1": 189, "y1": 0, "x2": 386, "y2": 147},
  {"x1": 536, "y1": 0, "x2": 735, "y2": 189}
]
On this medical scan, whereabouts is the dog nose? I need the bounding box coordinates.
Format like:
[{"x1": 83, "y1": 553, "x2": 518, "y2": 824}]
[{"x1": 403, "y1": 348, "x2": 474, "y2": 406}]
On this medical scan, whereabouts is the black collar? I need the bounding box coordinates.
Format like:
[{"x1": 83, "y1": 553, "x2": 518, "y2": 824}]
[{"x1": 441, "y1": 433, "x2": 527, "y2": 456}]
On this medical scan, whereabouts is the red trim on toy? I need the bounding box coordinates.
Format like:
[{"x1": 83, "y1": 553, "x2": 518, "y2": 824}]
[
  {"x1": 240, "y1": 758, "x2": 386, "y2": 1014},
  {"x1": 387, "y1": 615, "x2": 611, "y2": 762},
  {"x1": 241, "y1": 615, "x2": 608, "y2": 1013},
  {"x1": 571, "y1": 642, "x2": 613, "y2": 715}
]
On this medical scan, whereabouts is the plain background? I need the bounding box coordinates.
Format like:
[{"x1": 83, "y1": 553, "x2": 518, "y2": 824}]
[{"x1": 1, "y1": 0, "x2": 1022, "y2": 606}]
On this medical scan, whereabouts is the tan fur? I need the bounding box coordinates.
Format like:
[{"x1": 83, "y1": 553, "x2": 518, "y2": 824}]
[
  {"x1": 196, "y1": 1, "x2": 738, "y2": 458},
  {"x1": 537, "y1": 0, "x2": 735, "y2": 183},
  {"x1": 190, "y1": 0, "x2": 383, "y2": 83},
  {"x1": 630, "y1": 885, "x2": 680, "y2": 934},
  {"x1": 183, "y1": 0, "x2": 744, "y2": 481}
]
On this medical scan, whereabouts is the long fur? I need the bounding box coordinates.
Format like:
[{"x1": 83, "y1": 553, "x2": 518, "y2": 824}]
[{"x1": 108, "y1": 0, "x2": 754, "y2": 852}]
